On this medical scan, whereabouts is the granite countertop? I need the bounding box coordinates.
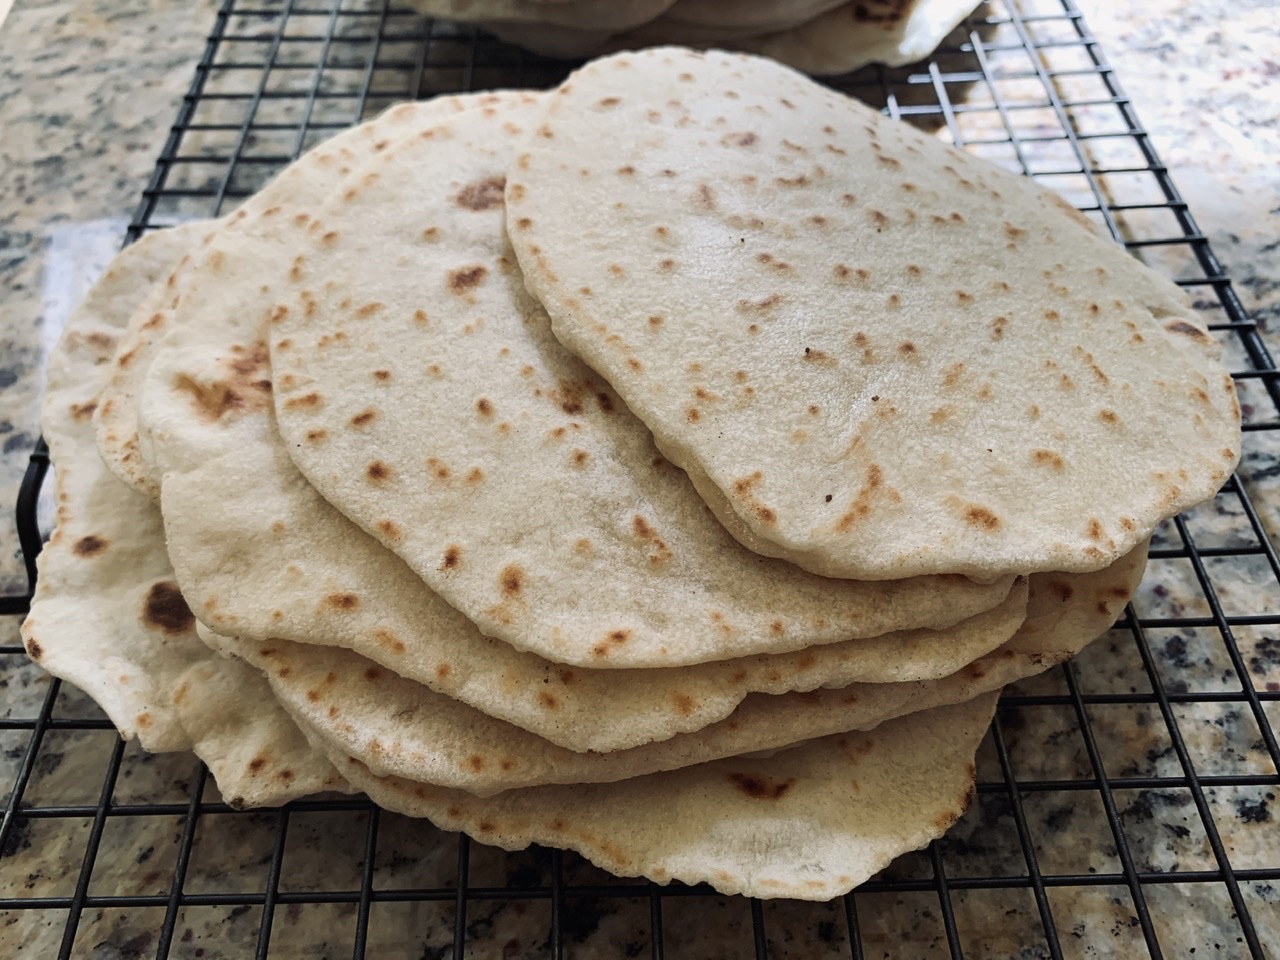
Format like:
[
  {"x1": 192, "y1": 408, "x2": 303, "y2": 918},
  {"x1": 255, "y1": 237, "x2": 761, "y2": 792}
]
[{"x1": 1, "y1": 1, "x2": 1277, "y2": 958}]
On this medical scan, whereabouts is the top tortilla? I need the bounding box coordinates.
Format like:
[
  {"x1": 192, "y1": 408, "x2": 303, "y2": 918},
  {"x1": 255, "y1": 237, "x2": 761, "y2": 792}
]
[
  {"x1": 258, "y1": 96, "x2": 1014, "y2": 668},
  {"x1": 506, "y1": 47, "x2": 1241, "y2": 580},
  {"x1": 736, "y1": 0, "x2": 984, "y2": 73}
]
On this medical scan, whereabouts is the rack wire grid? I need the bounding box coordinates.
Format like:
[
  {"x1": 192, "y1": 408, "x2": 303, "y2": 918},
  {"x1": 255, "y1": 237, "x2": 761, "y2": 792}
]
[{"x1": 2, "y1": 0, "x2": 1278, "y2": 957}]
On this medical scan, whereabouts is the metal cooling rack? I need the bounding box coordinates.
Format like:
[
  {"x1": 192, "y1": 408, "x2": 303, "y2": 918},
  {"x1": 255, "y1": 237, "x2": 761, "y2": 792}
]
[{"x1": 3, "y1": 1, "x2": 1279, "y2": 957}]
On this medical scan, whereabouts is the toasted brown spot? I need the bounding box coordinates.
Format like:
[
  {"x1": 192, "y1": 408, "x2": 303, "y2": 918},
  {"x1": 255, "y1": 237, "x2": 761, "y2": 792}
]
[
  {"x1": 930, "y1": 406, "x2": 954, "y2": 424},
  {"x1": 173, "y1": 340, "x2": 273, "y2": 422},
  {"x1": 500, "y1": 565, "x2": 524, "y2": 597},
  {"x1": 448, "y1": 265, "x2": 488, "y2": 294},
  {"x1": 590, "y1": 627, "x2": 633, "y2": 658},
  {"x1": 475, "y1": 397, "x2": 494, "y2": 417},
  {"x1": 377, "y1": 519, "x2": 402, "y2": 540},
  {"x1": 674, "y1": 693, "x2": 696, "y2": 717},
  {"x1": 898, "y1": 342, "x2": 917, "y2": 356},
  {"x1": 1032, "y1": 449, "x2": 1065, "y2": 470},
  {"x1": 738, "y1": 292, "x2": 783, "y2": 313},
  {"x1": 283, "y1": 391, "x2": 323, "y2": 412},
  {"x1": 1086, "y1": 519, "x2": 1106, "y2": 541},
  {"x1": 325, "y1": 592, "x2": 360, "y2": 611},
  {"x1": 1165, "y1": 320, "x2": 1210, "y2": 343},
  {"x1": 143, "y1": 581, "x2": 195, "y2": 635},
  {"x1": 349, "y1": 408, "x2": 378, "y2": 428},
  {"x1": 537, "y1": 692, "x2": 559, "y2": 710},
  {"x1": 305, "y1": 429, "x2": 327, "y2": 443},
  {"x1": 963, "y1": 505, "x2": 1001, "y2": 531},
  {"x1": 74, "y1": 535, "x2": 107, "y2": 557},
  {"x1": 454, "y1": 176, "x2": 505, "y2": 211},
  {"x1": 366, "y1": 461, "x2": 392, "y2": 483},
  {"x1": 1098, "y1": 409, "x2": 1119, "y2": 425},
  {"x1": 1047, "y1": 580, "x2": 1074, "y2": 602},
  {"x1": 86, "y1": 331, "x2": 116, "y2": 352},
  {"x1": 729, "y1": 773, "x2": 795, "y2": 800},
  {"x1": 441, "y1": 545, "x2": 462, "y2": 570}
]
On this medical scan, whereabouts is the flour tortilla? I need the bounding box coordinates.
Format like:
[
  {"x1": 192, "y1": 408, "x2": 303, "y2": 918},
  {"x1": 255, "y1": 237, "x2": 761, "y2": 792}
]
[
  {"x1": 93, "y1": 220, "x2": 215, "y2": 499},
  {"x1": 454, "y1": 0, "x2": 978, "y2": 68},
  {"x1": 622, "y1": 12, "x2": 821, "y2": 45},
  {"x1": 23, "y1": 229, "x2": 211, "y2": 752},
  {"x1": 300, "y1": 694, "x2": 999, "y2": 900},
  {"x1": 664, "y1": 0, "x2": 848, "y2": 28},
  {"x1": 407, "y1": 0, "x2": 675, "y2": 30},
  {"x1": 738, "y1": 0, "x2": 983, "y2": 72},
  {"x1": 198, "y1": 547, "x2": 1143, "y2": 796},
  {"x1": 147, "y1": 241, "x2": 1025, "y2": 755},
  {"x1": 159, "y1": 395, "x2": 1023, "y2": 751},
  {"x1": 479, "y1": 10, "x2": 808, "y2": 59},
  {"x1": 508, "y1": 48, "x2": 1241, "y2": 581},
  {"x1": 482, "y1": 21, "x2": 619, "y2": 58},
  {"x1": 259, "y1": 97, "x2": 1015, "y2": 669},
  {"x1": 168, "y1": 657, "x2": 352, "y2": 808},
  {"x1": 19, "y1": 227, "x2": 347, "y2": 806},
  {"x1": 96, "y1": 97, "x2": 505, "y2": 502}
]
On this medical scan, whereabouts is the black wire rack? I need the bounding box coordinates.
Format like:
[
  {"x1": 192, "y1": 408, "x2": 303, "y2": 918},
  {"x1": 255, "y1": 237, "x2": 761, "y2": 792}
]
[{"x1": 3, "y1": 0, "x2": 1279, "y2": 957}]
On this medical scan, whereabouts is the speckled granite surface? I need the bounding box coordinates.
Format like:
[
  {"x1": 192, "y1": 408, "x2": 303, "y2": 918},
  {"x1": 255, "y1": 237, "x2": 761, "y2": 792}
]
[{"x1": 1, "y1": 1, "x2": 1277, "y2": 958}]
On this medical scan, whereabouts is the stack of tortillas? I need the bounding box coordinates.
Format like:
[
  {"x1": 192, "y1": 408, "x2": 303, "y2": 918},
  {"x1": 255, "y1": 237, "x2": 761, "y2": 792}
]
[
  {"x1": 23, "y1": 48, "x2": 1239, "y2": 901},
  {"x1": 403, "y1": 0, "x2": 985, "y2": 72}
]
